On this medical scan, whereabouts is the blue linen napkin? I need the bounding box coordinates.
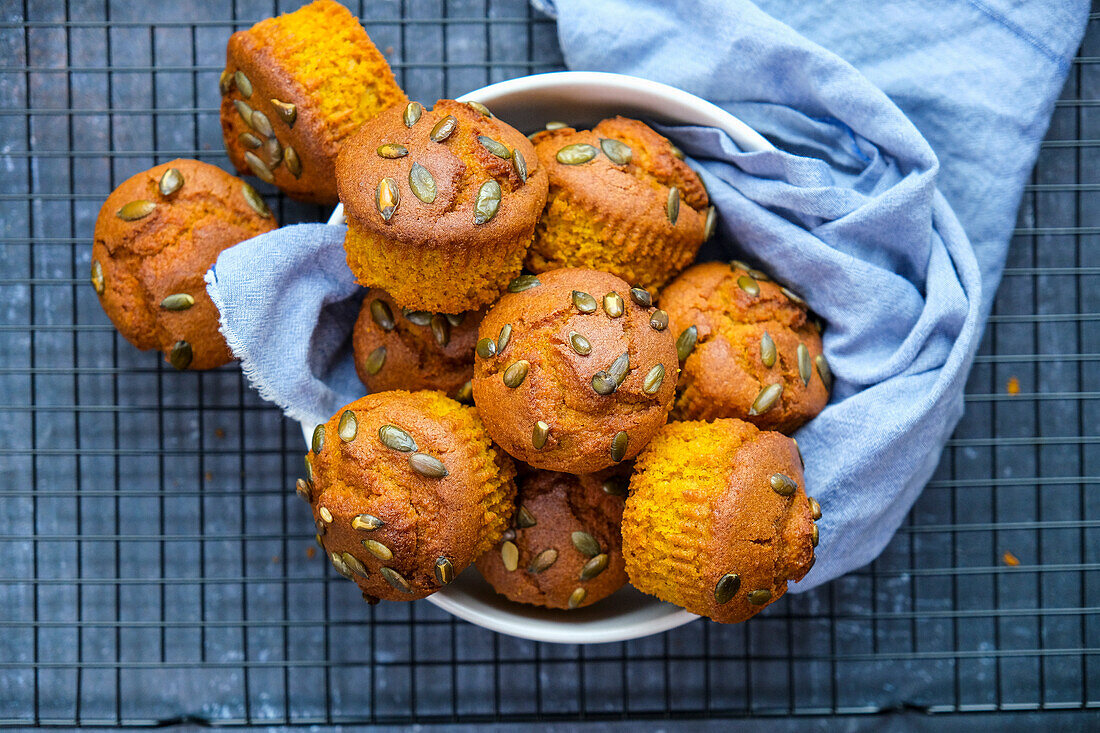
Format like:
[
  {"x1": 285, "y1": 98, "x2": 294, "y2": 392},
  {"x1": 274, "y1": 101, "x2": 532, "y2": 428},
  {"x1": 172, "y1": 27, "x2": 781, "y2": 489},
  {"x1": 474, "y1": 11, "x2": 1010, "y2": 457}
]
[{"x1": 206, "y1": 0, "x2": 1088, "y2": 592}]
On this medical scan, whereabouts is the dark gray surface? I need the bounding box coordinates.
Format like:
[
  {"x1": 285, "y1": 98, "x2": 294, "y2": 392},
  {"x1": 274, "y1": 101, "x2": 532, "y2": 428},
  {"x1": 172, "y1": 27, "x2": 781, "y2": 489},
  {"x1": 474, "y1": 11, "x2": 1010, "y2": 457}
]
[{"x1": 0, "y1": 0, "x2": 1097, "y2": 726}]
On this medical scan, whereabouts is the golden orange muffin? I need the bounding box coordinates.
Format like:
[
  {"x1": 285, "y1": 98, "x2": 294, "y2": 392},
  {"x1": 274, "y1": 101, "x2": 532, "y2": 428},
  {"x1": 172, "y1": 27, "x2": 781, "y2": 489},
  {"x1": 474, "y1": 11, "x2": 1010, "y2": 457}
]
[
  {"x1": 621, "y1": 419, "x2": 818, "y2": 624},
  {"x1": 472, "y1": 268, "x2": 677, "y2": 474},
  {"x1": 661, "y1": 261, "x2": 830, "y2": 433},
  {"x1": 92, "y1": 159, "x2": 276, "y2": 370},
  {"x1": 336, "y1": 99, "x2": 549, "y2": 313},
  {"x1": 352, "y1": 289, "x2": 484, "y2": 400},
  {"x1": 527, "y1": 116, "x2": 713, "y2": 293},
  {"x1": 476, "y1": 467, "x2": 629, "y2": 610},
  {"x1": 302, "y1": 391, "x2": 516, "y2": 602},
  {"x1": 219, "y1": 0, "x2": 406, "y2": 204}
]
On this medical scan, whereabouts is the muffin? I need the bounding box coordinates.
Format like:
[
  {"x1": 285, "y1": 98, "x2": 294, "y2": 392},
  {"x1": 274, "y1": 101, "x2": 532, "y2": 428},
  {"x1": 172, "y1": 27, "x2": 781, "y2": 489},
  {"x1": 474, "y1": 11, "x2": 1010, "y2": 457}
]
[
  {"x1": 661, "y1": 261, "x2": 830, "y2": 433},
  {"x1": 336, "y1": 99, "x2": 549, "y2": 313},
  {"x1": 92, "y1": 159, "x2": 276, "y2": 370},
  {"x1": 220, "y1": 0, "x2": 406, "y2": 204},
  {"x1": 352, "y1": 289, "x2": 484, "y2": 399},
  {"x1": 302, "y1": 390, "x2": 516, "y2": 602},
  {"x1": 621, "y1": 419, "x2": 818, "y2": 624},
  {"x1": 476, "y1": 468, "x2": 629, "y2": 610},
  {"x1": 527, "y1": 116, "x2": 713, "y2": 293},
  {"x1": 472, "y1": 268, "x2": 677, "y2": 474}
]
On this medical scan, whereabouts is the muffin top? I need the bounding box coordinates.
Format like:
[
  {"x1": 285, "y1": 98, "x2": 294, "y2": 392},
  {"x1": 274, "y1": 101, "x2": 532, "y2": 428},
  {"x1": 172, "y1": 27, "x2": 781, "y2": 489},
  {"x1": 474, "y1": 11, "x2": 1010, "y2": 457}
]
[
  {"x1": 336, "y1": 99, "x2": 548, "y2": 248},
  {"x1": 92, "y1": 158, "x2": 276, "y2": 370},
  {"x1": 304, "y1": 390, "x2": 516, "y2": 602},
  {"x1": 622, "y1": 419, "x2": 817, "y2": 624},
  {"x1": 472, "y1": 268, "x2": 677, "y2": 474},
  {"x1": 661, "y1": 261, "x2": 829, "y2": 433}
]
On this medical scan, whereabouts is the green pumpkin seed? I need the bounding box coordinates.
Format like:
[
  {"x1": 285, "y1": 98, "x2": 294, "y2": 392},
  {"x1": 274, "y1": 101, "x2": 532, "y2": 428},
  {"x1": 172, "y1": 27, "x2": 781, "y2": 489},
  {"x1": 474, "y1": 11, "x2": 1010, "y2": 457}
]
[
  {"x1": 311, "y1": 423, "x2": 325, "y2": 454},
  {"x1": 263, "y1": 136, "x2": 283, "y2": 167},
  {"x1": 270, "y1": 98, "x2": 296, "y2": 127},
  {"x1": 403, "y1": 308, "x2": 432, "y2": 326},
  {"x1": 749, "y1": 383, "x2": 783, "y2": 415},
  {"x1": 238, "y1": 132, "x2": 262, "y2": 149},
  {"x1": 780, "y1": 286, "x2": 806, "y2": 306},
  {"x1": 284, "y1": 145, "x2": 302, "y2": 177},
  {"x1": 343, "y1": 552, "x2": 369, "y2": 578},
  {"x1": 731, "y1": 260, "x2": 752, "y2": 272},
  {"x1": 338, "y1": 409, "x2": 358, "y2": 442},
  {"x1": 568, "y1": 587, "x2": 587, "y2": 609},
  {"x1": 160, "y1": 293, "x2": 194, "y2": 311},
  {"x1": 410, "y1": 452, "x2": 448, "y2": 478},
  {"x1": 233, "y1": 99, "x2": 253, "y2": 127},
  {"x1": 704, "y1": 206, "x2": 717, "y2": 240},
  {"x1": 364, "y1": 346, "x2": 386, "y2": 375},
  {"x1": 377, "y1": 142, "x2": 408, "y2": 158},
  {"x1": 503, "y1": 360, "x2": 529, "y2": 388},
  {"x1": 242, "y1": 182, "x2": 271, "y2": 218},
  {"x1": 809, "y1": 497, "x2": 822, "y2": 521},
  {"x1": 233, "y1": 70, "x2": 252, "y2": 98},
  {"x1": 737, "y1": 275, "x2": 760, "y2": 297},
  {"x1": 378, "y1": 424, "x2": 417, "y2": 453},
  {"x1": 403, "y1": 101, "x2": 423, "y2": 127},
  {"x1": 507, "y1": 274, "x2": 540, "y2": 293},
  {"x1": 496, "y1": 323, "x2": 512, "y2": 353},
  {"x1": 714, "y1": 573, "x2": 741, "y2": 604},
  {"x1": 770, "y1": 472, "x2": 798, "y2": 496},
  {"x1": 352, "y1": 514, "x2": 385, "y2": 531},
  {"x1": 797, "y1": 343, "x2": 812, "y2": 386},
  {"x1": 556, "y1": 143, "x2": 599, "y2": 165},
  {"x1": 610, "y1": 431, "x2": 628, "y2": 463},
  {"x1": 629, "y1": 287, "x2": 652, "y2": 308},
  {"x1": 318, "y1": 506, "x2": 333, "y2": 523},
  {"x1": 811, "y1": 524, "x2": 820, "y2": 547},
  {"x1": 545, "y1": 121, "x2": 568, "y2": 130},
  {"x1": 478, "y1": 135, "x2": 511, "y2": 159},
  {"x1": 330, "y1": 552, "x2": 352, "y2": 578},
  {"x1": 168, "y1": 340, "x2": 192, "y2": 370},
  {"x1": 532, "y1": 421, "x2": 550, "y2": 450},
  {"x1": 747, "y1": 268, "x2": 769, "y2": 282},
  {"x1": 569, "y1": 331, "x2": 591, "y2": 355},
  {"x1": 409, "y1": 162, "x2": 437, "y2": 203},
  {"x1": 158, "y1": 167, "x2": 183, "y2": 197},
  {"x1": 572, "y1": 290, "x2": 597, "y2": 313},
  {"x1": 601, "y1": 476, "x2": 628, "y2": 497},
  {"x1": 512, "y1": 149, "x2": 528, "y2": 182},
  {"x1": 475, "y1": 337, "x2": 497, "y2": 359},
  {"x1": 430, "y1": 114, "x2": 458, "y2": 142},
  {"x1": 430, "y1": 313, "x2": 450, "y2": 347},
  {"x1": 434, "y1": 556, "x2": 454, "y2": 585},
  {"x1": 603, "y1": 291, "x2": 624, "y2": 318},
  {"x1": 363, "y1": 538, "x2": 392, "y2": 561},
  {"x1": 91, "y1": 260, "x2": 105, "y2": 295},
  {"x1": 219, "y1": 69, "x2": 234, "y2": 95},
  {"x1": 599, "y1": 138, "x2": 632, "y2": 165},
  {"x1": 466, "y1": 100, "x2": 492, "y2": 117},
  {"x1": 666, "y1": 187, "x2": 680, "y2": 225},
  {"x1": 528, "y1": 548, "x2": 558, "y2": 574},
  {"x1": 579, "y1": 553, "x2": 609, "y2": 580},
  {"x1": 591, "y1": 370, "x2": 616, "y2": 396},
  {"x1": 501, "y1": 541, "x2": 519, "y2": 571},
  {"x1": 455, "y1": 380, "x2": 473, "y2": 404},
  {"x1": 760, "y1": 332, "x2": 776, "y2": 367},
  {"x1": 295, "y1": 477, "x2": 312, "y2": 503},
  {"x1": 244, "y1": 151, "x2": 274, "y2": 183},
  {"x1": 669, "y1": 142, "x2": 685, "y2": 159},
  {"x1": 516, "y1": 505, "x2": 536, "y2": 528},
  {"x1": 793, "y1": 437, "x2": 804, "y2": 469},
  {"x1": 650, "y1": 309, "x2": 669, "y2": 331},
  {"x1": 380, "y1": 566, "x2": 413, "y2": 594},
  {"x1": 446, "y1": 313, "x2": 466, "y2": 327},
  {"x1": 816, "y1": 354, "x2": 833, "y2": 391},
  {"x1": 609, "y1": 352, "x2": 630, "y2": 387},
  {"x1": 571, "y1": 531, "x2": 600, "y2": 557},
  {"x1": 370, "y1": 299, "x2": 395, "y2": 331},
  {"x1": 376, "y1": 177, "x2": 399, "y2": 221},
  {"x1": 250, "y1": 109, "x2": 273, "y2": 137},
  {"x1": 116, "y1": 200, "x2": 155, "y2": 221},
  {"x1": 643, "y1": 364, "x2": 665, "y2": 395},
  {"x1": 474, "y1": 180, "x2": 501, "y2": 224},
  {"x1": 304, "y1": 454, "x2": 314, "y2": 482},
  {"x1": 676, "y1": 325, "x2": 698, "y2": 362},
  {"x1": 747, "y1": 589, "x2": 772, "y2": 605}
]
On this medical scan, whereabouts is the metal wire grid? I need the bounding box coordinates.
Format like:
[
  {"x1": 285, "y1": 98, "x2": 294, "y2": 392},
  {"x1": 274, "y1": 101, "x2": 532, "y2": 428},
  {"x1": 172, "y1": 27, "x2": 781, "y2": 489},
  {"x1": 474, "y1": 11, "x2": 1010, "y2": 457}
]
[{"x1": 0, "y1": 0, "x2": 1097, "y2": 726}]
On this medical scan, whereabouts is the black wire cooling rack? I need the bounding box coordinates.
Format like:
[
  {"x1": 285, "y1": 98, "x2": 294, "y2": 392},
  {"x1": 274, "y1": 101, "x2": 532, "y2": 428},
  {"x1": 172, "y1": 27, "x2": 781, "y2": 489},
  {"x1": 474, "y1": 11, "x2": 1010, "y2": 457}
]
[{"x1": 1, "y1": 0, "x2": 1098, "y2": 727}]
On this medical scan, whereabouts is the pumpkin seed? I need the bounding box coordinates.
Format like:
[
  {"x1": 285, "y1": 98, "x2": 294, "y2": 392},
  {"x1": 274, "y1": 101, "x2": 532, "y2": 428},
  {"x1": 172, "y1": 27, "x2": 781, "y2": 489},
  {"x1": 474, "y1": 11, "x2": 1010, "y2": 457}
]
[
  {"x1": 409, "y1": 453, "x2": 448, "y2": 478},
  {"x1": 793, "y1": 437, "x2": 805, "y2": 469},
  {"x1": 478, "y1": 135, "x2": 510, "y2": 159},
  {"x1": 311, "y1": 423, "x2": 325, "y2": 454},
  {"x1": 503, "y1": 360, "x2": 529, "y2": 388},
  {"x1": 403, "y1": 101, "x2": 423, "y2": 127},
  {"x1": 380, "y1": 566, "x2": 412, "y2": 593},
  {"x1": 747, "y1": 589, "x2": 772, "y2": 605},
  {"x1": 352, "y1": 514, "x2": 385, "y2": 531},
  {"x1": 532, "y1": 421, "x2": 550, "y2": 450},
  {"x1": 507, "y1": 274, "x2": 540, "y2": 293},
  {"x1": 430, "y1": 114, "x2": 458, "y2": 142},
  {"x1": 364, "y1": 346, "x2": 386, "y2": 375},
  {"x1": 315, "y1": 517, "x2": 327, "y2": 535},
  {"x1": 250, "y1": 109, "x2": 273, "y2": 137},
  {"x1": 466, "y1": 100, "x2": 492, "y2": 117},
  {"x1": 233, "y1": 70, "x2": 252, "y2": 98},
  {"x1": 90, "y1": 260, "x2": 105, "y2": 295},
  {"x1": 238, "y1": 132, "x2": 262, "y2": 149},
  {"x1": 666, "y1": 187, "x2": 680, "y2": 224},
  {"x1": 496, "y1": 323, "x2": 512, "y2": 353},
  {"x1": 770, "y1": 472, "x2": 798, "y2": 496},
  {"x1": 474, "y1": 180, "x2": 501, "y2": 224},
  {"x1": 629, "y1": 287, "x2": 652, "y2": 307},
  {"x1": 378, "y1": 424, "x2": 417, "y2": 452},
  {"x1": 516, "y1": 505, "x2": 536, "y2": 528},
  {"x1": 403, "y1": 308, "x2": 432, "y2": 326},
  {"x1": 528, "y1": 548, "x2": 558, "y2": 574},
  {"x1": 572, "y1": 290, "x2": 597, "y2": 313},
  {"x1": 760, "y1": 332, "x2": 776, "y2": 367},
  {"x1": 545, "y1": 121, "x2": 568, "y2": 130},
  {"x1": 370, "y1": 299, "x2": 395, "y2": 331},
  {"x1": 116, "y1": 200, "x2": 155, "y2": 221},
  {"x1": 569, "y1": 331, "x2": 591, "y2": 355},
  {"x1": 731, "y1": 259, "x2": 751, "y2": 272},
  {"x1": 650, "y1": 309, "x2": 669, "y2": 331},
  {"x1": 512, "y1": 149, "x2": 528, "y2": 182},
  {"x1": 704, "y1": 206, "x2": 717, "y2": 240},
  {"x1": 158, "y1": 168, "x2": 183, "y2": 197},
  {"x1": 811, "y1": 524, "x2": 819, "y2": 547},
  {"x1": 502, "y1": 528, "x2": 516, "y2": 542},
  {"x1": 244, "y1": 151, "x2": 274, "y2": 183},
  {"x1": 670, "y1": 142, "x2": 685, "y2": 159},
  {"x1": 599, "y1": 138, "x2": 632, "y2": 165},
  {"x1": 375, "y1": 177, "x2": 399, "y2": 221},
  {"x1": 363, "y1": 539, "x2": 392, "y2": 561},
  {"x1": 816, "y1": 354, "x2": 833, "y2": 391},
  {"x1": 579, "y1": 553, "x2": 609, "y2": 580},
  {"x1": 797, "y1": 343, "x2": 812, "y2": 386},
  {"x1": 748, "y1": 268, "x2": 770, "y2": 282},
  {"x1": 557, "y1": 143, "x2": 599, "y2": 165},
  {"x1": 242, "y1": 182, "x2": 271, "y2": 217},
  {"x1": 434, "y1": 557, "x2": 454, "y2": 585},
  {"x1": 168, "y1": 340, "x2": 192, "y2": 370},
  {"x1": 338, "y1": 410, "x2": 358, "y2": 442},
  {"x1": 219, "y1": 69, "x2": 234, "y2": 95},
  {"x1": 233, "y1": 99, "x2": 253, "y2": 126},
  {"x1": 780, "y1": 286, "x2": 806, "y2": 306},
  {"x1": 295, "y1": 477, "x2": 312, "y2": 503},
  {"x1": 568, "y1": 587, "x2": 587, "y2": 609},
  {"x1": 409, "y1": 162, "x2": 437, "y2": 203},
  {"x1": 160, "y1": 293, "x2": 194, "y2": 311},
  {"x1": 643, "y1": 364, "x2": 665, "y2": 395},
  {"x1": 284, "y1": 145, "x2": 302, "y2": 177},
  {"x1": 749, "y1": 383, "x2": 783, "y2": 415},
  {"x1": 304, "y1": 454, "x2": 314, "y2": 482},
  {"x1": 571, "y1": 531, "x2": 600, "y2": 557},
  {"x1": 591, "y1": 371, "x2": 616, "y2": 395},
  {"x1": 501, "y1": 541, "x2": 519, "y2": 571},
  {"x1": 270, "y1": 98, "x2": 296, "y2": 127},
  {"x1": 446, "y1": 313, "x2": 465, "y2": 327},
  {"x1": 603, "y1": 291, "x2": 624, "y2": 318},
  {"x1": 263, "y1": 136, "x2": 283, "y2": 167},
  {"x1": 602, "y1": 476, "x2": 628, "y2": 497},
  {"x1": 430, "y1": 313, "x2": 450, "y2": 346},
  {"x1": 318, "y1": 506, "x2": 332, "y2": 523},
  {"x1": 809, "y1": 497, "x2": 821, "y2": 520},
  {"x1": 342, "y1": 552, "x2": 369, "y2": 578},
  {"x1": 377, "y1": 142, "x2": 408, "y2": 158},
  {"x1": 330, "y1": 552, "x2": 352, "y2": 578},
  {"x1": 610, "y1": 431, "x2": 628, "y2": 462},
  {"x1": 455, "y1": 380, "x2": 473, "y2": 403},
  {"x1": 714, "y1": 573, "x2": 741, "y2": 604},
  {"x1": 737, "y1": 275, "x2": 760, "y2": 297},
  {"x1": 609, "y1": 352, "x2": 630, "y2": 387},
  {"x1": 475, "y1": 337, "x2": 497, "y2": 359},
  {"x1": 676, "y1": 325, "x2": 698, "y2": 362}
]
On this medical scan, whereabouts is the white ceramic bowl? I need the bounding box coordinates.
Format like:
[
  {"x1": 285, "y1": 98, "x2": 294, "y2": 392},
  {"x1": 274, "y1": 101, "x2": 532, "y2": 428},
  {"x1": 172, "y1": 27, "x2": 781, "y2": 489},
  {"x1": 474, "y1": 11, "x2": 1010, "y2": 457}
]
[{"x1": 310, "y1": 71, "x2": 774, "y2": 644}]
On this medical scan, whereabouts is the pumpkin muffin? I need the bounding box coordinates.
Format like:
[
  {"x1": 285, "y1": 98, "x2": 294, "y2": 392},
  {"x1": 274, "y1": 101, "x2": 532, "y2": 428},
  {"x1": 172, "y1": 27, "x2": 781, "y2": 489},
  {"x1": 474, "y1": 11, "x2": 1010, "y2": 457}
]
[
  {"x1": 219, "y1": 0, "x2": 406, "y2": 204},
  {"x1": 92, "y1": 159, "x2": 276, "y2": 370},
  {"x1": 352, "y1": 288, "x2": 484, "y2": 400},
  {"x1": 302, "y1": 390, "x2": 516, "y2": 602},
  {"x1": 336, "y1": 99, "x2": 549, "y2": 313},
  {"x1": 476, "y1": 467, "x2": 629, "y2": 610},
  {"x1": 661, "y1": 261, "x2": 830, "y2": 433},
  {"x1": 527, "y1": 116, "x2": 714, "y2": 293},
  {"x1": 472, "y1": 268, "x2": 677, "y2": 474},
  {"x1": 621, "y1": 419, "x2": 818, "y2": 624}
]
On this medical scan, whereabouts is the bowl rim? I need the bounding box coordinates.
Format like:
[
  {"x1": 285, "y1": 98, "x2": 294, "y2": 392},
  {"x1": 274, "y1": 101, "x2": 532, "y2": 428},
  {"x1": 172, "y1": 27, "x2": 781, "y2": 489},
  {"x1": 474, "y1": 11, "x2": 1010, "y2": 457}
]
[{"x1": 313, "y1": 70, "x2": 775, "y2": 643}]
